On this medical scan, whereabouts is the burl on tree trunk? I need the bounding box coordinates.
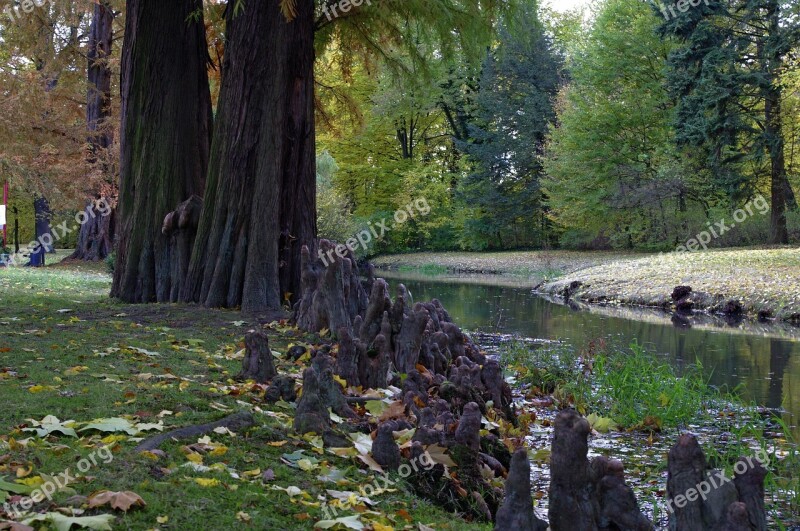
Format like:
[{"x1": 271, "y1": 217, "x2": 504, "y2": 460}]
[
  {"x1": 161, "y1": 196, "x2": 202, "y2": 303},
  {"x1": 235, "y1": 330, "x2": 277, "y2": 384}
]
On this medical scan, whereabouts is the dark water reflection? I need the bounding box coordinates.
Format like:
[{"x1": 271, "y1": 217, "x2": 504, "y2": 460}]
[{"x1": 382, "y1": 272, "x2": 800, "y2": 437}]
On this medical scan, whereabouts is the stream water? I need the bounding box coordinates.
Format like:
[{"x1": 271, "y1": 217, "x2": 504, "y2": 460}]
[{"x1": 380, "y1": 271, "x2": 800, "y2": 438}]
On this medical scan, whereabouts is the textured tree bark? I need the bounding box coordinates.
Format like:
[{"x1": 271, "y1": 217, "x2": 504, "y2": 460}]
[
  {"x1": 72, "y1": 1, "x2": 115, "y2": 262},
  {"x1": 112, "y1": 0, "x2": 212, "y2": 303},
  {"x1": 549, "y1": 409, "x2": 597, "y2": 531},
  {"x1": 495, "y1": 448, "x2": 548, "y2": 531},
  {"x1": 549, "y1": 409, "x2": 651, "y2": 531},
  {"x1": 86, "y1": 1, "x2": 113, "y2": 162},
  {"x1": 765, "y1": 0, "x2": 789, "y2": 244},
  {"x1": 667, "y1": 434, "x2": 767, "y2": 531},
  {"x1": 184, "y1": 0, "x2": 316, "y2": 312}
]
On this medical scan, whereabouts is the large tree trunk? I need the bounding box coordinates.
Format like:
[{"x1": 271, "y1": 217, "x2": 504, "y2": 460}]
[
  {"x1": 86, "y1": 0, "x2": 113, "y2": 162},
  {"x1": 183, "y1": 1, "x2": 316, "y2": 312},
  {"x1": 112, "y1": 0, "x2": 212, "y2": 303},
  {"x1": 72, "y1": 1, "x2": 115, "y2": 262}
]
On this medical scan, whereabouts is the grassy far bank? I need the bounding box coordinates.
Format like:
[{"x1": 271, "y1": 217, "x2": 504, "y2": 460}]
[
  {"x1": 540, "y1": 247, "x2": 800, "y2": 323},
  {"x1": 372, "y1": 250, "x2": 645, "y2": 287},
  {"x1": 374, "y1": 247, "x2": 800, "y2": 323},
  {"x1": 0, "y1": 263, "x2": 491, "y2": 530}
]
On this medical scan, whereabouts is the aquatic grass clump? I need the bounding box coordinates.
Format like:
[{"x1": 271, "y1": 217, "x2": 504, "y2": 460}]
[
  {"x1": 502, "y1": 338, "x2": 722, "y2": 431},
  {"x1": 586, "y1": 342, "x2": 718, "y2": 430}
]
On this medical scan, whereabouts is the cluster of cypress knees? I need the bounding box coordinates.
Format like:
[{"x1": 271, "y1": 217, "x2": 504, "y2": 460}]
[{"x1": 231, "y1": 240, "x2": 769, "y2": 531}]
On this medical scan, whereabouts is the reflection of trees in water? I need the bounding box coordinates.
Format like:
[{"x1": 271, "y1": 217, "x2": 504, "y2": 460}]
[{"x1": 768, "y1": 339, "x2": 791, "y2": 409}]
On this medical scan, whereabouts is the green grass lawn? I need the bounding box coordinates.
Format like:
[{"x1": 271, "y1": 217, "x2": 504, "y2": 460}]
[{"x1": 0, "y1": 262, "x2": 488, "y2": 530}]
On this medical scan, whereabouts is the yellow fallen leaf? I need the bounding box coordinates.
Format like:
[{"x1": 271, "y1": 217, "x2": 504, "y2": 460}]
[
  {"x1": 157, "y1": 516, "x2": 169, "y2": 524},
  {"x1": 194, "y1": 478, "x2": 220, "y2": 487},
  {"x1": 17, "y1": 476, "x2": 43, "y2": 487},
  {"x1": 242, "y1": 469, "x2": 262, "y2": 478},
  {"x1": 28, "y1": 385, "x2": 54, "y2": 393},
  {"x1": 236, "y1": 512, "x2": 251, "y2": 523},
  {"x1": 210, "y1": 446, "x2": 228, "y2": 457},
  {"x1": 297, "y1": 459, "x2": 317, "y2": 472},
  {"x1": 267, "y1": 440, "x2": 288, "y2": 447},
  {"x1": 186, "y1": 453, "x2": 203, "y2": 465}
]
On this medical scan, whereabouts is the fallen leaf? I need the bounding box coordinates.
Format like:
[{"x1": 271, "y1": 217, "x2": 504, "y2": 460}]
[
  {"x1": 424, "y1": 444, "x2": 457, "y2": 467},
  {"x1": 314, "y1": 514, "x2": 364, "y2": 530},
  {"x1": 193, "y1": 478, "x2": 220, "y2": 487},
  {"x1": 21, "y1": 512, "x2": 116, "y2": 531},
  {"x1": 88, "y1": 490, "x2": 146, "y2": 512},
  {"x1": 23, "y1": 416, "x2": 77, "y2": 438}
]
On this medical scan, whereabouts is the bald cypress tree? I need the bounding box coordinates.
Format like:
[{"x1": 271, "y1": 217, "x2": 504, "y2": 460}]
[
  {"x1": 112, "y1": 0, "x2": 212, "y2": 303},
  {"x1": 182, "y1": 0, "x2": 508, "y2": 312}
]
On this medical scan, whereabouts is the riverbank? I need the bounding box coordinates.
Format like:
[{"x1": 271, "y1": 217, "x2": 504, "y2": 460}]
[
  {"x1": 539, "y1": 247, "x2": 800, "y2": 323},
  {"x1": 374, "y1": 247, "x2": 800, "y2": 323}
]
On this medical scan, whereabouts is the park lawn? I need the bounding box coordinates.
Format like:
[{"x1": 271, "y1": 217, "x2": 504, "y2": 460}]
[{"x1": 0, "y1": 263, "x2": 489, "y2": 530}]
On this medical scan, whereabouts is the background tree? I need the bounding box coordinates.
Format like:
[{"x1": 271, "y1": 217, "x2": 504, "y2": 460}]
[
  {"x1": 659, "y1": 0, "x2": 800, "y2": 244},
  {"x1": 71, "y1": 0, "x2": 116, "y2": 262},
  {"x1": 544, "y1": 0, "x2": 694, "y2": 249},
  {"x1": 456, "y1": 2, "x2": 563, "y2": 250}
]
